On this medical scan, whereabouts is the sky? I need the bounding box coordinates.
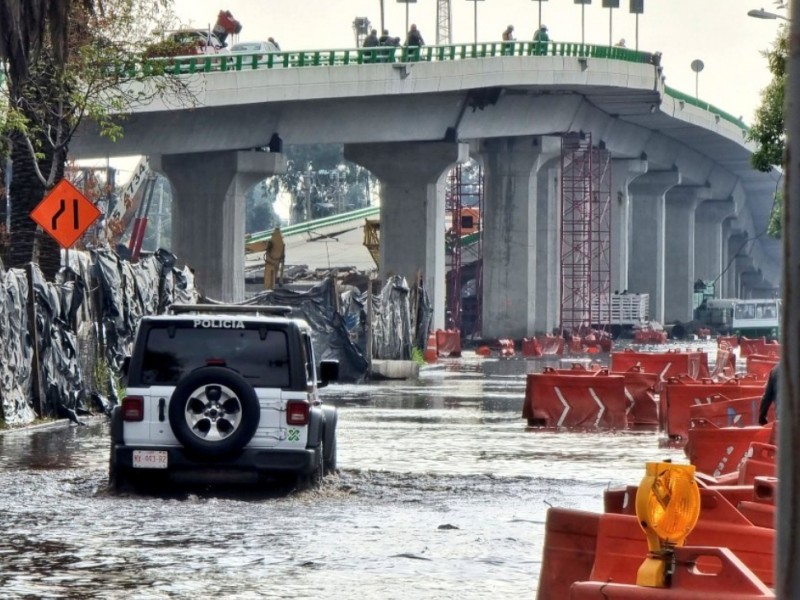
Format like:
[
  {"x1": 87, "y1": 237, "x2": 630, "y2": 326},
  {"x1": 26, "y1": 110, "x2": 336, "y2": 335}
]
[{"x1": 170, "y1": 0, "x2": 784, "y2": 124}]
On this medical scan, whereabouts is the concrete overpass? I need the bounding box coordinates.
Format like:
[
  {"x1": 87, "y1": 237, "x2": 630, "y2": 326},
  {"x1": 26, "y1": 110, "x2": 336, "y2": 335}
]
[{"x1": 71, "y1": 41, "x2": 781, "y2": 338}]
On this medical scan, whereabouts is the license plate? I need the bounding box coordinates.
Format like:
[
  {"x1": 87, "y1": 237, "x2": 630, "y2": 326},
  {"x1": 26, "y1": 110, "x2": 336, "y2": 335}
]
[{"x1": 132, "y1": 450, "x2": 168, "y2": 469}]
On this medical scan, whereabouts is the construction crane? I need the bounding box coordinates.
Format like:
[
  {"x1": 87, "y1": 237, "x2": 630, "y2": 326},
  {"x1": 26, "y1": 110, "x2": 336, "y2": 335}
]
[{"x1": 436, "y1": 0, "x2": 452, "y2": 45}]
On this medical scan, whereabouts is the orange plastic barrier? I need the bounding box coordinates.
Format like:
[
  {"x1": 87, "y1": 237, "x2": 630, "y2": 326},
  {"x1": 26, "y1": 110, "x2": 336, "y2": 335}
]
[
  {"x1": 719, "y1": 335, "x2": 739, "y2": 348},
  {"x1": 521, "y1": 337, "x2": 543, "y2": 357},
  {"x1": 523, "y1": 368, "x2": 627, "y2": 429},
  {"x1": 739, "y1": 337, "x2": 781, "y2": 358},
  {"x1": 475, "y1": 345, "x2": 491, "y2": 356},
  {"x1": 710, "y1": 345, "x2": 737, "y2": 380},
  {"x1": 618, "y1": 366, "x2": 658, "y2": 429},
  {"x1": 684, "y1": 420, "x2": 774, "y2": 478},
  {"x1": 589, "y1": 495, "x2": 774, "y2": 588},
  {"x1": 498, "y1": 338, "x2": 515, "y2": 357},
  {"x1": 633, "y1": 328, "x2": 667, "y2": 344},
  {"x1": 570, "y1": 546, "x2": 774, "y2": 599},
  {"x1": 739, "y1": 501, "x2": 775, "y2": 529},
  {"x1": 536, "y1": 508, "x2": 599, "y2": 600},
  {"x1": 611, "y1": 349, "x2": 708, "y2": 387},
  {"x1": 423, "y1": 334, "x2": 438, "y2": 363},
  {"x1": 746, "y1": 354, "x2": 780, "y2": 380},
  {"x1": 435, "y1": 329, "x2": 461, "y2": 357},
  {"x1": 536, "y1": 334, "x2": 564, "y2": 355},
  {"x1": 661, "y1": 377, "x2": 766, "y2": 443},
  {"x1": 688, "y1": 395, "x2": 763, "y2": 429},
  {"x1": 737, "y1": 442, "x2": 777, "y2": 485}
]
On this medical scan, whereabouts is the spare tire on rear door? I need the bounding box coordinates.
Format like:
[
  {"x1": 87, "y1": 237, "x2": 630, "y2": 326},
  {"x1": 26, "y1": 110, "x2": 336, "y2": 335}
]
[{"x1": 168, "y1": 366, "x2": 260, "y2": 457}]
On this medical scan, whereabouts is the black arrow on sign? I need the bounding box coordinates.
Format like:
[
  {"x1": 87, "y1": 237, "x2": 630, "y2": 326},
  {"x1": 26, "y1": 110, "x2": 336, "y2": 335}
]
[
  {"x1": 50, "y1": 198, "x2": 80, "y2": 230},
  {"x1": 51, "y1": 199, "x2": 65, "y2": 230}
]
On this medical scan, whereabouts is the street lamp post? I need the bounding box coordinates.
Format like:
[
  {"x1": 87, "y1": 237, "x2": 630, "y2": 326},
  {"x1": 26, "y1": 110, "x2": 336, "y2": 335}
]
[
  {"x1": 602, "y1": 0, "x2": 620, "y2": 47},
  {"x1": 630, "y1": 0, "x2": 644, "y2": 51},
  {"x1": 532, "y1": 0, "x2": 548, "y2": 33},
  {"x1": 466, "y1": 0, "x2": 485, "y2": 44},
  {"x1": 690, "y1": 59, "x2": 704, "y2": 99},
  {"x1": 575, "y1": 0, "x2": 591, "y2": 45},
  {"x1": 747, "y1": 7, "x2": 790, "y2": 20},
  {"x1": 397, "y1": 0, "x2": 417, "y2": 39}
]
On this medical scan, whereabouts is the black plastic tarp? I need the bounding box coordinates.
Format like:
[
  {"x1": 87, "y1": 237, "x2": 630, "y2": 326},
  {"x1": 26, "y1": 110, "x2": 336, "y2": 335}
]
[
  {"x1": 0, "y1": 268, "x2": 34, "y2": 425},
  {"x1": 242, "y1": 278, "x2": 369, "y2": 383}
]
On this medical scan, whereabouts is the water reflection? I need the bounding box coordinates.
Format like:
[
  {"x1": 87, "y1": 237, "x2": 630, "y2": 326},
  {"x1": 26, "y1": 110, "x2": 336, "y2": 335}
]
[{"x1": 0, "y1": 349, "x2": 699, "y2": 599}]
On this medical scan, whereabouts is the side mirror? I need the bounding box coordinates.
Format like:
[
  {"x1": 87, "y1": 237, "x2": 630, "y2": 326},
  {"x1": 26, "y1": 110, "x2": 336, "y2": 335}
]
[
  {"x1": 318, "y1": 360, "x2": 339, "y2": 388},
  {"x1": 121, "y1": 356, "x2": 131, "y2": 377}
]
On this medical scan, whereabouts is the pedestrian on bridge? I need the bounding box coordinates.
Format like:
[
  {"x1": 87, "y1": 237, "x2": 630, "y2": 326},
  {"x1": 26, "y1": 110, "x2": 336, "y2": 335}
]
[
  {"x1": 363, "y1": 29, "x2": 379, "y2": 48},
  {"x1": 379, "y1": 29, "x2": 399, "y2": 47},
  {"x1": 405, "y1": 24, "x2": 424, "y2": 47},
  {"x1": 533, "y1": 24, "x2": 549, "y2": 42},
  {"x1": 533, "y1": 24, "x2": 549, "y2": 56},
  {"x1": 502, "y1": 25, "x2": 515, "y2": 41}
]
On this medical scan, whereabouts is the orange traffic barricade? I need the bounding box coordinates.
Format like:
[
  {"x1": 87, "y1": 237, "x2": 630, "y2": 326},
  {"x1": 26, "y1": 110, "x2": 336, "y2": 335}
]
[
  {"x1": 435, "y1": 329, "x2": 461, "y2": 357},
  {"x1": 523, "y1": 368, "x2": 627, "y2": 430},
  {"x1": 660, "y1": 377, "x2": 765, "y2": 444},
  {"x1": 536, "y1": 334, "x2": 564, "y2": 355},
  {"x1": 611, "y1": 349, "x2": 709, "y2": 389},
  {"x1": 521, "y1": 337, "x2": 543, "y2": 357},
  {"x1": 684, "y1": 419, "x2": 774, "y2": 478},
  {"x1": 739, "y1": 337, "x2": 781, "y2": 358},
  {"x1": 746, "y1": 354, "x2": 780, "y2": 380}
]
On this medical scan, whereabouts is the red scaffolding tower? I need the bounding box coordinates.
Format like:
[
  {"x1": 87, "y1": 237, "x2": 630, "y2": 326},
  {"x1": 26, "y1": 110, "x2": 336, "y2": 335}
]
[
  {"x1": 559, "y1": 133, "x2": 612, "y2": 333},
  {"x1": 445, "y1": 162, "x2": 484, "y2": 337}
]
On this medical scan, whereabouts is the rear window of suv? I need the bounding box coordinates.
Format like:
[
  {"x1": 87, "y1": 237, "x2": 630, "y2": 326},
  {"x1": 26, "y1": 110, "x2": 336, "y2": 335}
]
[{"x1": 139, "y1": 324, "x2": 290, "y2": 387}]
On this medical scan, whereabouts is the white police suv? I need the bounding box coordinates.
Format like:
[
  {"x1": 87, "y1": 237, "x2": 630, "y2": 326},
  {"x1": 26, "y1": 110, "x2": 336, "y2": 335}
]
[{"x1": 109, "y1": 304, "x2": 338, "y2": 491}]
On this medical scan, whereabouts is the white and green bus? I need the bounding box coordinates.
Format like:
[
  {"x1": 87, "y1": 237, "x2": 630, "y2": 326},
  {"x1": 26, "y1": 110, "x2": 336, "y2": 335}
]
[{"x1": 730, "y1": 298, "x2": 781, "y2": 340}]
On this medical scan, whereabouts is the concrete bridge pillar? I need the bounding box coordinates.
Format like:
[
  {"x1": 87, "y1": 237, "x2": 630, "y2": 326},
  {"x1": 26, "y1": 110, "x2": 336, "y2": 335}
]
[
  {"x1": 154, "y1": 151, "x2": 287, "y2": 302},
  {"x1": 664, "y1": 186, "x2": 710, "y2": 323},
  {"x1": 610, "y1": 159, "x2": 648, "y2": 295},
  {"x1": 628, "y1": 170, "x2": 681, "y2": 324},
  {"x1": 695, "y1": 199, "x2": 735, "y2": 297},
  {"x1": 534, "y1": 152, "x2": 562, "y2": 334},
  {"x1": 479, "y1": 136, "x2": 560, "y2": 339},
  {"x1": 722, "y1": 220, "x2": 743, "y2": 298},
  {"x1": 344, "y1": 142, "x2": 469, "y2": 330}
]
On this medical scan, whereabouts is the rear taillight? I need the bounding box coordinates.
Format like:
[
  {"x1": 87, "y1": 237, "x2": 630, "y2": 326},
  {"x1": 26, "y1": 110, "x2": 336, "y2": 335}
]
[
  {"x1": 286, "y1": 400, "x2": 310, "y2": 425},
  {"x1": 122, "y1": 396, "x2": 144, "y2": 421}
]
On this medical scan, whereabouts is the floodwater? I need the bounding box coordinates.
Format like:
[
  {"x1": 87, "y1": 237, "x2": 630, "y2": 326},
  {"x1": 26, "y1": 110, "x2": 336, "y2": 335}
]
[{"x1": 0, "y1": 352, "x2": 688, "y2": 600}]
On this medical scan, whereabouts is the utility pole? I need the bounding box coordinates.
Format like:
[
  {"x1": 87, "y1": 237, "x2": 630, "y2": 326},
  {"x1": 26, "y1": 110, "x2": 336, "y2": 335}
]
[
  {"x1": 379, "y1": 0, "x2": 385, "y2": 32},
  {"x1": 436, "y1": 0, "x2": 452, "y2": 44},
  {"x1": 780, "y1": 6, "x2": 799, "y2": 598}
]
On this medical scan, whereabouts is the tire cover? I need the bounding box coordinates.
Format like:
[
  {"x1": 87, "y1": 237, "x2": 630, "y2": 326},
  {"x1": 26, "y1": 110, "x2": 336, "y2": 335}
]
[{"x1": 168, "y1": 366, "x2": 260, "y2": 457}]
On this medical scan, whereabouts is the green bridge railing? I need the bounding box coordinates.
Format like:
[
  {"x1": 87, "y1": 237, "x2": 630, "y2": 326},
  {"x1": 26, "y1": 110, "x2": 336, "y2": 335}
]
[
  {"x1": 136, "y1": 40, "x2": 656, "y2": 77},
  {"x1": 663, "y1": 85, "x2": 748, "y2": 131},
  {"x1": 129, "y1": 40, "x2": 746, "y2": 133},
  {"x1": 245, "y1": 205, "x2": 380, "y2": 248}
]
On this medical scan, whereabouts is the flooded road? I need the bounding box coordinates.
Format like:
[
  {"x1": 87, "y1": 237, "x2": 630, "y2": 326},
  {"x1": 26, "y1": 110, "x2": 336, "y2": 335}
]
[{"x1": 0, "y1": 353, "x2": 686, "y2": 599}]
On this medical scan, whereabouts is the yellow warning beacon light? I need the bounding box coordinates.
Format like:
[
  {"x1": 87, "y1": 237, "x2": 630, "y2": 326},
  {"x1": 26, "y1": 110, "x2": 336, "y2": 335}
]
[{"x1": 635, "y1": 461, "x2": 701, "y2": 588}]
